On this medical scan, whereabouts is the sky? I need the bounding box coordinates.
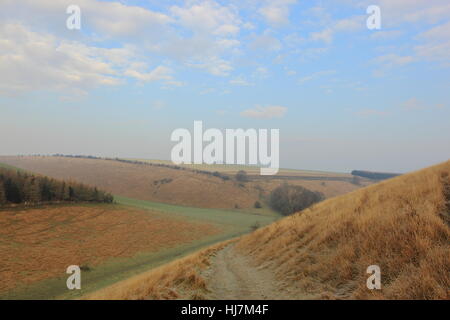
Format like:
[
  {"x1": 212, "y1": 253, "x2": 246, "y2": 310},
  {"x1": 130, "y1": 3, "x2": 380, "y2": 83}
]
[{"x1": 0, "y1": 0, "x2": 449, "y2": 173}]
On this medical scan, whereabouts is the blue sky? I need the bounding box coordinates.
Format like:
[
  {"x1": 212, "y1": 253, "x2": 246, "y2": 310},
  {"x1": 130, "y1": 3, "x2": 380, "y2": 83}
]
[{"x1": 0, "y1": 0, "x2": 449, "y2": 173}]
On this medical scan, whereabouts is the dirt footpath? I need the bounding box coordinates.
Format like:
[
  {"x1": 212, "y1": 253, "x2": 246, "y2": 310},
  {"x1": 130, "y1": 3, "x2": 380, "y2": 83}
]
[{"x1": 203, "y1": 244, "x2": 288, "y2": 300}]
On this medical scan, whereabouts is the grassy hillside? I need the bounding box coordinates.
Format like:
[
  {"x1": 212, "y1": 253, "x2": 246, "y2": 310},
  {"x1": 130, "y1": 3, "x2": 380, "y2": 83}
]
[
  {"x1": 1, "y1": 197, "x2": 278, "y2": 300},
  {"x1": 0, "y1": 203, "x2": 223, "y2": 299},
  {"x1": 88, "y1": 160, "x2": 450, "y2": 300},
  {"x1": 236, "y1": 160, "x2": 450, "y2": 299},
  {"x1": 0, "y1": 156, "x2": 371, "y2": 209}
]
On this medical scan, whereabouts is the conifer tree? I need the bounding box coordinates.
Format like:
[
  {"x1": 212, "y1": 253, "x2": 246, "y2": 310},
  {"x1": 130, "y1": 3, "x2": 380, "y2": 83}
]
[
  {"x1": 26, "y1": 177, "x2": 41, "y2": 203},
  {"x1": 0, "y1": 167, "x2": 113, "y2": 205},
  {"x1": 0, "y1": 182, "x2": 6, "y2": 205}
]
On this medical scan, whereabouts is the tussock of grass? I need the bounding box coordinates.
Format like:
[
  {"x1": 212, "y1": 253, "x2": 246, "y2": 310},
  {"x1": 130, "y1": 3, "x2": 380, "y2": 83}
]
[
  {"x1": 236, "y1": 161, "x2": 450, "y2": 299},
  {"x1": 84, "y1": 241, "x2": 231, "y2": 300}
]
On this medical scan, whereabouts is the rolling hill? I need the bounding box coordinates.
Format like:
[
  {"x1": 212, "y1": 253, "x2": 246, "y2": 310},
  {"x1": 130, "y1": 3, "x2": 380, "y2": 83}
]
[
  {"x1": 86, "y1": 160, "x2": 450, "y2": 300},
  {"x1": 0, "y1": 156, "x2": 372, "y2": 209},
  {"x1": 0, "y1": 161, "x2": 278, "y2": 299}
]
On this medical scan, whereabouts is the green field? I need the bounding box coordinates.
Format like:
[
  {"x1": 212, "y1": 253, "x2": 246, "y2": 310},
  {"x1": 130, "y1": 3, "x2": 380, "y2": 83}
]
[
  {"x1": 124, "y1": 158, "x2": 348, "y2": 176},
  {"x1": 115, "y1": 196, "x2": 279, "y2": 222},
  {"x1": 0, "y1": 162, "x2": 23, "y2": 171},
  {"x1": 1, "y1": 196, "x2": 280, "y2": 300}
]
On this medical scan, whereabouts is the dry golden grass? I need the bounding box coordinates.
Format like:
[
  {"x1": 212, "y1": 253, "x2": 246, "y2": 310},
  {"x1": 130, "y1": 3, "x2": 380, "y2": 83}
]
[
  {"x1": 236, "y1": 160, "x2": 450, "y2": 299},
  {"x1": 84, "y1": 241, "x2": 232, "y2": 300},
  {"x1": 0, "y1": 204, "x2": 219, "y2": 293},
  {"x1": 252, "y1": 178, "x2": 372, "y2": 200},
  {"x1": 0, "y1": 156, "x2": 369, "y2": 209},
  {"x1": 83, "y1": 161, "x2": 449, "y2": 300}
]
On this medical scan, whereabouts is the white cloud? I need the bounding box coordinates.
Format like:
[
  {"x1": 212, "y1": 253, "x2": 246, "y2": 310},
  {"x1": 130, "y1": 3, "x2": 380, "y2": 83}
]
[
  {"x1": 415, "y1": 21, "x2": 450, "y2": 66},
  {"x1": 303, "y1": 6, "x2": 332, "y2": 27},
  {"x1": 370, "y1": 19, "x2": 450, "y2": 72},
  {"x1": 400, "y1": 98, "x2": 446, "y2": 111},
  {"x1": 164, "y1": 80, "x2": 186, "y2": 88},
  {"x1": 249, "y1": 31, "x2": 282, "y2": 51},
  {"x1": 414, "y1": 42, "x2": 450, "y2": 66},
  {"x1": 298, "y1": 70, "x2": 336, "y2": 84},
  {"x1": 259, "y1": 6, "x2": 290, "y2": 26},
  {"x1": 240, "y1": 105, "x2": 287, "y2": 119},
  {"x1": 0, "y1": 0, "x2": 173, "y2": 39},
  {"x1": 229, "y1": 77, "x2": 253, "y2": 86},
  {"x1": 170, "y1": 0, "x2": 241, "y2": 36},
  {"x1": 258, "y1": 0, "x2": 297, "y2": 26},
  {"x1": 0, "y1": 23, "x2": 179, "y2": 95},
  {"x1": 370, "y1": 30, "x2": 404, "y2": 40},
  {"x1": 0, "y1": 23, "x2": 123, "y2": 95},
  {"x1": 254, "y1": 67, "x2": 269, "y2": 78},
  {"x1": 310, "y1": 16, "x2": 365, "y2": 44},
  {"x1": 0, "y1": 0, "x2": 241, "y2": 78},
  {"x1": 151, "y1": 100, "x2": 167, "y2": 109},
  {"x1": 401, "y1": 98, "x2": 424, "y2": 110},
  {"x1": 187, "y1": 57, "x2": 233, "y2": 76},
  {"x1": 373, "y1": 53, "x2": 415, "y2": 70},
  {"x1": 372, "y1": 0, "x2": 450, "y2": 26},
  {"x1": 124, "y1": 65, "x2": 174, "y2": 82},
  {"x1": 286, "y1": 70, "x2": 297, "y2": 76},
  {"x1": 418, "y1": 21, "x2": 450, "y2": 40},
  {"x1": 87, "y1": 1, "x2": 173, "y2": 38},
  {"x1": 334, "y1": 16, "x2": 364, "y2": 32},
  {"x1": 295, "y1": 47, "x2": 329, "y2": 62},
  {"x1": 160, "y1": 1, "x2": 242, "y2": 76},
  {"x1": 310, "y1": 29, "x2": 334, "y2": 44}
]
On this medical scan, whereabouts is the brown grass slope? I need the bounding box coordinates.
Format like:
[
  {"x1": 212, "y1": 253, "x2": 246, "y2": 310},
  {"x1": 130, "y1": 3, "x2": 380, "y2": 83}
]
[
  {"x1": 0, "y1": 156, "x2": 368, "y2": 209},
  {"x1": 0, "y1": 204, "x2": 219, "y2": 294},
  {"x1": 0, "y1": 156, "x2": 258, "y2": 209},
  {"x1": 86, "y1": 160, "x2": 449, "y2": 300},
  {"x1": 236, "y1": 160, "x2": 450, "y2": 299}
]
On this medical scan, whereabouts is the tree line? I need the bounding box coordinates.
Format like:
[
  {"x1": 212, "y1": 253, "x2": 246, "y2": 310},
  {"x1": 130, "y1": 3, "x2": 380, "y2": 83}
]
[
  {"x1": 50, "y1": 154, "x2": 233, "y2": 181},
  {"x1": 0, "y1": 167, "x2": 113, "y2": 206},
  {"x1": 351, "y1": 170, "x2": 400, "y2": 180},
  {"x1": 269, "y1": 184, "x2": 324, "y2": 216}
]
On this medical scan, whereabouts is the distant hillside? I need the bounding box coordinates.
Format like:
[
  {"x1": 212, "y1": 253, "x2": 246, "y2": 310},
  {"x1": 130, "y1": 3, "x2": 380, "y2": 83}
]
[
  {"x1": 0, "y1": 167, "x2": 113, "y2": 206},
  {"x1": 351, "y1": 170, "x2": 401, "y2": 180},
  {"x1": 0, "y1": 156, "x2": 371, "y2": 209}
]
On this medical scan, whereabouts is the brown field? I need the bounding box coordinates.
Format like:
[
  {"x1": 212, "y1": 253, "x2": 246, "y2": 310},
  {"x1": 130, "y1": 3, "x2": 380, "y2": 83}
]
[
  {"x1": 0, "y1": 156, "x2": 371, "y2": 209},
  {"x1": 0, "y1": 204, "x2": 219, "y2": 294},
  {"x1": 89, "y1": 160, "x2": 450, "y2": 300}
]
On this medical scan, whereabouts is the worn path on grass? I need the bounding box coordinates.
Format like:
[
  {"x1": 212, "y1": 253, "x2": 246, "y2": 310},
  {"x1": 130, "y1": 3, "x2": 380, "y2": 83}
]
[{"x1": 203, "y1": 244, "x2": 289, "y2": 300}]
